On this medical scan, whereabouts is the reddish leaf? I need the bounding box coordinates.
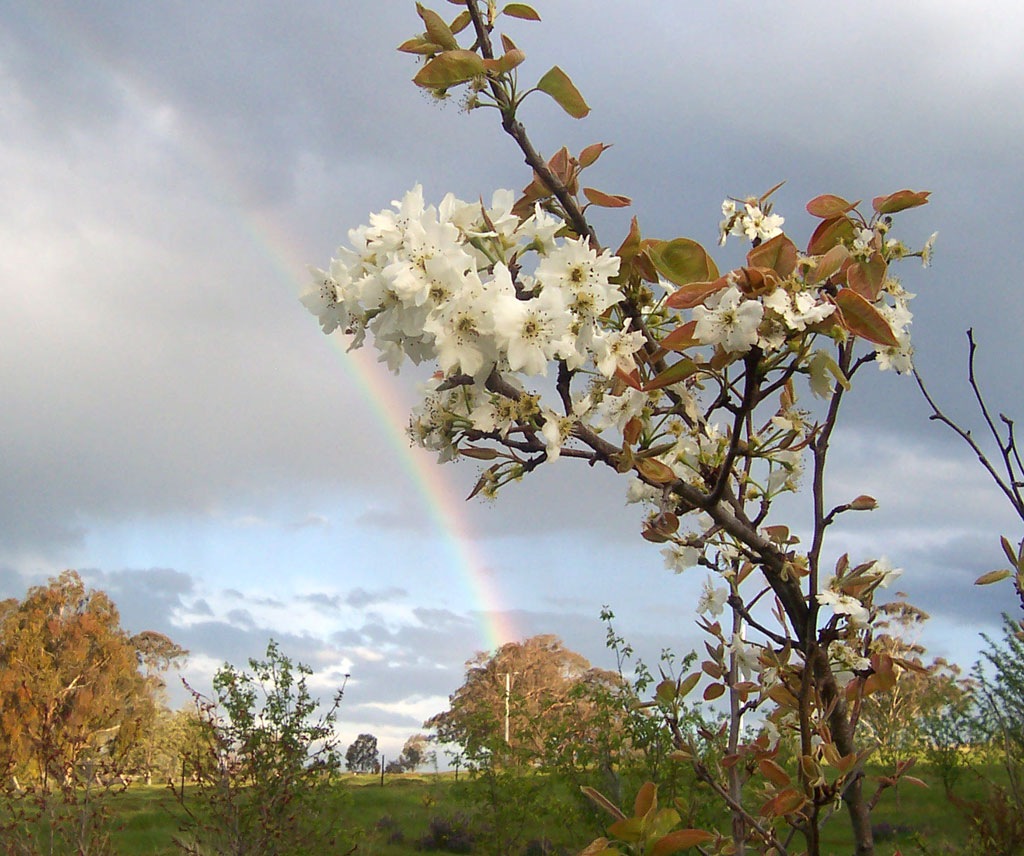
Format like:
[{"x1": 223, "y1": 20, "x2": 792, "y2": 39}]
[
  {"x1": 482, "y1": 49, "x2": 527, "y2": 74},
  {"x1": 650, "y1": 829, "x2": 716, "y2": 856},
  {"x1": 659, "y1": 320, "x2": 699, "y2": 352},
  {"x1": 615, "y1": 216, "x2": 642, "y2": 263},
  {"x1": 701, "y1": 660, "x2": 724, "y2": 679},
  {"x1": 846, "y1": 252, "x2": 887, "y2": 301},
  {"x1": 634, "y1": 781, "x2": 657, "y2": 818},
  {"x1": 833, "y1": 289, "x2": 899, "y2": 347},
  {"x1": 703, "y1": 683, "x2": 725, "y2": 701},
  {"x1": 579, "y1": 142, "x2": 611, "y2": 168},
  {"x1": 623, "y1": 417, "x2": 643, "y2": 446},
  {"x1": 665, "y1": 278, "x2": 727, "y2": 310},
  {"x1": 872, "y1": 189, "x2": 931, "y2": 215},
  {"x1": 806, "y1": 243, "x2": 850, "y2": 284},
  {"x1": 584, "y1": 187, "x2": 632, "y2": 208},
  {"x1": 536, "y1": 66, "x2": 590, "y2": 118},
  {"x1": 636, "y1": 458, "x2": 677, "y2": 484},
  {"x1": 761, "y1": 789, "x2": 807, "y2": 817},
  {"x1": 747, "y1": 233, "x2": 798, "y2": 277},
  {"x1": 644, "y1": 358, "x2": 698, "y2": 391},
  {"x1": 807, "y1": 215, "x2": 855, "y2": 256},
  {"x1": 615, "y1": 366, "x2": 643, "y2": 390},
  {"x1": 758, "y1": 759, "x2": 792, "y2": 788},
  {"x1": 806, "y1": 194, "x2": 858, "y2": 218}
]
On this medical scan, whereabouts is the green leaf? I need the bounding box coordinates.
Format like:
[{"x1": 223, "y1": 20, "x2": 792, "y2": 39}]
[
  {"x1": 413, "y1": 50, "x2": 486, "y2": 88},
  {"x1": 584, "y1": 187, "x2": 632, "y2": 208},
  {"x1": 449, "y1": 10, "x2": 472, "y2": 33},
  {"x1": 1000, "y1": 535, "x2": 1019, "y2": 567},
  {"x1": 416, "y1": 3, "x2": 460, "y2": 51},
  {"x1": 650, "y1": 239, "x2": 719, "y2": 288},
  {"x1": 975, "y1": 569, "x2": 1012, "y2": 586},
  {"x1": 536, "y1": 66, "x2": 590, "y2": 118},
  {"x1": 459, "y1": 446, "x2": 499, "y2": 460},
  {"x1": 502, "y1": 2, "x2": 541, "y2": 20},
  {"x1": 676, "y1": 671, "x2": 701, "y2": 700},
  {"x1": 397, "y1": 37, "x2": 444, "y2": 55},
  {"x1": 644, "y1": 358, "x2": 698, "y2": 391},
  {"x1": 646, "y1": 808, "x2": 682, "y2": 843},
  {"x1": 608, "y1": 817, "x2": 643, "y2": 842},
  {"x1": 872, "y1": 189, "x2": 931, "y2": 215},
  {"x1": 833, "y1": 289, "x2": 899, "y2": 347}
]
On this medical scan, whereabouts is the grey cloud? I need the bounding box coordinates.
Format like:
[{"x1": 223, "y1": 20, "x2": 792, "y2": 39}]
[
  {"x1": 296, "y1": 592, "x2": 342, "y2": 611},
  {"x1": 346, "y1": 587, "x2": 407, "y2": 609},
  {"x1": 225, "y1": 609, "x2": 256, "y2": 628}
]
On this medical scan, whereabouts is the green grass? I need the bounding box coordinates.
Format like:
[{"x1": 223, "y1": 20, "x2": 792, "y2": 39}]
[{"x1": 1, "y1": 766, "x2": 992, "y2": 855}]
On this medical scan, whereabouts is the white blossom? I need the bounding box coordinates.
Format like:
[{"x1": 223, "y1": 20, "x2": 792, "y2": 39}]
[
  {"x1": 693, "y1": 285, "x2": 764, "y2": 353},
  {"x1": 816, "y1": 589, "x2": 871, "y2": 627},
  {"x1": 697, "y1": 576, "x2": 729, "y2": 617}
]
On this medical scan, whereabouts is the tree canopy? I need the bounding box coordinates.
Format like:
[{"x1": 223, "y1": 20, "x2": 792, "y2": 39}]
[
  {"x1": 0, "y1": 570, "x2": 186, "y2": 785},
  {"x1": 425, "y1": 634, "x2": 620, "y2": 761}
]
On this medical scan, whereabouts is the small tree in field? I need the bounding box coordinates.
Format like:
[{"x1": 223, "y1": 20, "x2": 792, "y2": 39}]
[
  {"x1": 345, "y1": 733, "x2": 380, "y2": 774},
  {"x1": 173, "y1": 640, "x2": 349, "y2": 856},
  {"x1": 301, "y1": 4, "x2": 943, "y2": 853}
]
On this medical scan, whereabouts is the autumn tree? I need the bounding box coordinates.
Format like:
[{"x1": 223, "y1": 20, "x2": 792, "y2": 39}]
[
  {"x1": 386, "y1": 733, "x2": 434, "y2": 773},
  {"x1": 426, "y1": 634, "x2": 620, "y2": 763},
  {"x1": 854, "y1": 601, "x2": 968, "y2": 795},
  {"x1": 0, "y1": 571, "x2": 185, "y2": 787}
]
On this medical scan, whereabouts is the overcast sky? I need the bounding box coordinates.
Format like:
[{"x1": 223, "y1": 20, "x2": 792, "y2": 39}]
[{"x1": 2, "y1": 1, "x2": 1023, "y2": 758}]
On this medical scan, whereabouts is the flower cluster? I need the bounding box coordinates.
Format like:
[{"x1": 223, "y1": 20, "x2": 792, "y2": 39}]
[
  {"x1": 304, "y1": 185, "x2": 929, "y2": 602},
  {"x1": 301, "y1": 185, "x2": 626, "y2": 381}
]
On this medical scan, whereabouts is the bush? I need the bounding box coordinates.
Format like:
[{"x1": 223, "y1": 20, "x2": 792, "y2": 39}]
[
  {"x1": 172, "y1": 640, "x2": 351, "y2": 856},
  {"x1": 417, "y1": 812, "x2": 475, "y2": 854}
]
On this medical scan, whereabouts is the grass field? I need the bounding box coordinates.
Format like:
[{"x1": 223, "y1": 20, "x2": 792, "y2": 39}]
[{"x1": 2, "y1": 766, "x2": 985, "y2": 855}]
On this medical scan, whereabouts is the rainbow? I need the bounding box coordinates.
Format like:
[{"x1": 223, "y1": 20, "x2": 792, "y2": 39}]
[
  {"x1": 250, "y1": 212, "x2": 519, "y2": 654},
  {"x1": 28, "y1": 7, "x2": 518, "y2": 652}
]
